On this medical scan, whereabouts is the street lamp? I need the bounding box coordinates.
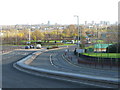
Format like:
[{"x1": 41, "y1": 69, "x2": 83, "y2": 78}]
[
  {"x1": 74, "y1": 15, "x2": 80, "y2": 48},
  {"x1": 27, "y1": 24, "x2": 31, "y2": 45},
  {"x1": 28, "y1": 28, "x2": 31, "y2": 43},
  {"x1": 0, "y1": 26, "x2": 2, "y2": 46},
  {"x1": 15, "y1": 25, "x2": 18, "y2": 45}
]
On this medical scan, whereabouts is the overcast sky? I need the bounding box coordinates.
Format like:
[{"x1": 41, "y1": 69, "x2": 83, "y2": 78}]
[{"x1": 0, "y1": 0, "x2": 119, "y2": 25}]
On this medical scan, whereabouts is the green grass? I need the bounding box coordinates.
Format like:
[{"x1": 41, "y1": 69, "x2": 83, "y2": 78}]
[
  {"x1": 59, "y1": 43, "x2": 75, "y2": 46},
  {"x1": 81, "y1": 53, "x2": 120, "y2": 58},
  {"x1": 49, "y1": 40, "x2": 61, "y2": 42},
  {"x1": 21, "y1": 40, "x2": 39, "y2": 42},
  {"x1": 43, "y1": 43, "x2": 74, "y2": 46},
  {"x1": 2, "y1": 44, "x2": 26, "y2": 46},
  {"x1": 20, "y1": 40, "x2": 61, "y2": 43},
  {"x1": 85, "y1": 45, "x2": 94, "y2": 49},
  {"x1": 92, "y1": 40, "x2": 104, "y2": 43}
]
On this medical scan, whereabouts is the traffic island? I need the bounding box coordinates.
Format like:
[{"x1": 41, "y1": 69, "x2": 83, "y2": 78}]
[{"x1": 77, "y1": 53, "x2": 120, "y2": 67}]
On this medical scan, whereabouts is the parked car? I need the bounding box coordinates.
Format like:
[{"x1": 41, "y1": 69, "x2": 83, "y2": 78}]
[
  {"x1": 25, "y1": 45, "x2": 30, "y2": 49},
  {"x1": 29, "y1": 45, "x2": 34, "y2": 49},
  {"x1": 36, "y1": 44, "x2": 42, "y2": 49},
  {"x1": 86, "y1": 41, "x2": 91, "y2": 44}
]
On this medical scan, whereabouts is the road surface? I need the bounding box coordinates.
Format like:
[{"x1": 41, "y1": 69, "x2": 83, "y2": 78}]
[
  {"x1": 2, "y1": 50, "x2": 98, "y2": 88},
  {"x1": 30, "y1": 47, "x2": 118, "y2": 78}
]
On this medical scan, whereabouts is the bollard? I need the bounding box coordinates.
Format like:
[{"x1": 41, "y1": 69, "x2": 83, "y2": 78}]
[
  {"x1": 71, "y1": 57, "x2": 72, "y2": 61},
  {"x1": 77, "y1": 59, "x2": 79, "y2": 63},
  {"x1": 68, "y1": 56, "x2": 69, "y2": 59},
  {"x1": 64, "y1": 52, "x2": 66, "y2": 55},
  {"x1": 77, "y1": 58, "x2": 80, "y2": 63}
]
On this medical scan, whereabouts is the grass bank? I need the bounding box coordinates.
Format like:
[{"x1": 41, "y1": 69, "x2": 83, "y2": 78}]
[{"x1": 81, "y1": 53, "x2": 120, "y2": 58}]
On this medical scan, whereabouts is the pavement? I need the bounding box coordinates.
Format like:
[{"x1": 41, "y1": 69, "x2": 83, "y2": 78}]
[{"x1": 63, "y1": 48, "x2": 119, "y2": 78}]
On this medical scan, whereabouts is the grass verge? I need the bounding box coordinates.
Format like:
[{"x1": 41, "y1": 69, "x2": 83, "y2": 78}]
[{"x1": 81, "y1": 53, "x2": 120, "y2": 58}]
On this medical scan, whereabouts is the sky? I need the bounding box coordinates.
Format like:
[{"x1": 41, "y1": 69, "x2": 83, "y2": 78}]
[{"x1": 0, "y1": 0, "x2": 119, "y2": 25}]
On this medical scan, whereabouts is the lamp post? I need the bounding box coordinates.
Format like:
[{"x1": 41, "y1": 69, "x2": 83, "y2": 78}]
[
  {"x1": 15, "y1": 25, "x2": 18, "y2": 45},
  {"x1": 0, "y1": 26, "x2": 2, "y2": 46},
  {"x1": 28, "y1": 28, "x2": 31, "y2": 44},
  {"x1": 27, "y1": 24, "x2": 31, "y2": 45},
  {"x1": 74, "y1": 15, "x2": 80, "y2": 48}
]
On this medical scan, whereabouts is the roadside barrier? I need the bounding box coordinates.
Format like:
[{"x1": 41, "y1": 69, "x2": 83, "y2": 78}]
[{"x1": 75, "y1": 53, "x2": 119, "y2": 68}]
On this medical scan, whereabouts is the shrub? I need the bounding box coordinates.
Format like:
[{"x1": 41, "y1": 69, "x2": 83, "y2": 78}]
[
  {"x1": 56, "y1": 43, "x2": 64, "y2": 45},
  {"x1": 47, "y1": 46, "x2": 58, "y2": 49},
  {"x1": 52, "y1": 46, "x2": 58, "y2": 48},
  {"x1": 41, "y1": 42, "x2": 56, "y2": 45},
  {"x1": 79, "y1": 44, "x2": 85, "y2": 49},
  {"x1": 106, "y1": 43, "x2": 120, "y2": 53}
]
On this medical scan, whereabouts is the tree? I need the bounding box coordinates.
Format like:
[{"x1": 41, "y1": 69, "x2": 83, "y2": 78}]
[
  {"x1": 106, "y1": 43, "x2": 120, "y2": 53},
  {"x1": 31, "y1": 30, "x2": 44, "y2": 40}
]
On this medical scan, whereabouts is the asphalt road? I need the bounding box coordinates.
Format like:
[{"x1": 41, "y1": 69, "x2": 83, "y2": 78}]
[
  {"x1": 29, "y1": 46, "x2": 118, "y2": 88},
  {"x1": 30, "y1": 46, "x2": 118, "y2": 78},
  {"x1": 2, "y1": 50, "x2": 97, "y2": 88}
]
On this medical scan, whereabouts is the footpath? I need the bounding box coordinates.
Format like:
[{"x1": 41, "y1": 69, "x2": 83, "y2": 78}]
[{"x1": 63, "y1": 49, "x2": 119, "y2": 79}]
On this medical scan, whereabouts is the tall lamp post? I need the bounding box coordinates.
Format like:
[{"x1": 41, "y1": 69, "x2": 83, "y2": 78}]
[
  {"x1": 15, "y1": 25, "x2": 18, "y2": 45},
  {"x1": 28, "y1": 28, "x2": 31, "y2": 44},
  {"x1": 74, "y1": 15, "x2": 80, "y2": 48},
  {"x1": 27, "y1": 24, "x2": 31, "y2": 45}
]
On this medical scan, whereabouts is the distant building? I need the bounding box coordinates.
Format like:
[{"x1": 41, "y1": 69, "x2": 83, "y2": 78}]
[
  {"x1": 106, "y1": 21, "x2": 110, "y2": 25},
  {"x1": 89, "y1": 26, "x2": 93, "y2": 29},
  {"x1": 48, "y1": 21, "x2": 50, "y2": 26},
  {"x1": 92, "y1": 21, "x2": 94, "y2": 25},
  {"x1": 0, "y1": 32, "x2": 3, "y2": 36},
  {"x1": 100, "y1": 21, "x2": 105, "y2": 25},
  {"x1": 85, "y1": 21, "x2": 87, "y2": 25},
  {"x1": 115, "y1": 21, "x2": 118, "y2": 25},
  {"x1": 94, "y1": 44, "x2": 112, "y2": 52}
]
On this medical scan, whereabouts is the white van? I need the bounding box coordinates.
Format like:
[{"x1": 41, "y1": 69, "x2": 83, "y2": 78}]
[{"x1": 36, "y1": 44, "x2": 42, "y2": 49}]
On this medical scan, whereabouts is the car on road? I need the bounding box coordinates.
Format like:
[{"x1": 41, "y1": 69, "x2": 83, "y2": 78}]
[
  {"x1": 30, "y1": 45, "x2": 34, "y2": 49},
  {"x1": 25, "y1": 45, "x2": 30, "y2": 49},
  {"x1": 36, "y1": 44, "x2": 42, "y2": 49},
  {"x1": 86, "y1": 41, "x2": 91, "y2": 44}
]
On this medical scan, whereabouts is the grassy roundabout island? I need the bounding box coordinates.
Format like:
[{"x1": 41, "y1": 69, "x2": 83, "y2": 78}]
[{"x1": 81, "y1": 53, "x2": 120, "y2": 58}]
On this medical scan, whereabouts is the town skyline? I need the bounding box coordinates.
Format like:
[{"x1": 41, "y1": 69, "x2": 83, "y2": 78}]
[{"x1": 0, "y1": 20, "x2": 118, "y2": 26}]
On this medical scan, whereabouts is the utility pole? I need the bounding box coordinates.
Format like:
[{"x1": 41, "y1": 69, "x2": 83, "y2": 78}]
[
  {"x1": 27, "y1": 24, "x2": 31, "y2": 45},
  {"x1": 0, "y1": 26, "x2": 2, "y2": 48},
  {"x1": 28, "y1": 28, "x2": 31, "y2": 43},
  {"x1": 15, "y1": 25, "x2": 18, "y2": 45},
  {"x1": 74, "y1": 15, "x2": 80, "y2": 48}
]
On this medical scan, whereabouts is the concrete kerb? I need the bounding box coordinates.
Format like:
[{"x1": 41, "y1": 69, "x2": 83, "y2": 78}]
[{"x1": 13, "y1": 47, "x2": 119, "y2": 86}]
